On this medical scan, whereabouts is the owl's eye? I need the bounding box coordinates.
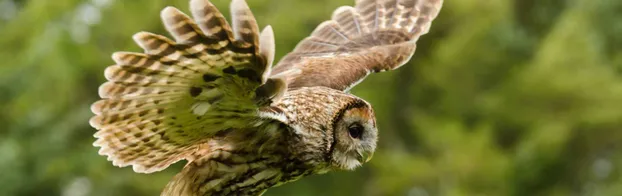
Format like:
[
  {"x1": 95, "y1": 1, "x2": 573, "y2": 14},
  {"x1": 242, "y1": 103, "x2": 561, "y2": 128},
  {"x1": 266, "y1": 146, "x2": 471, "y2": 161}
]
[{"x1": 348, "y1": 123, "x2": 364, "y2": 139}]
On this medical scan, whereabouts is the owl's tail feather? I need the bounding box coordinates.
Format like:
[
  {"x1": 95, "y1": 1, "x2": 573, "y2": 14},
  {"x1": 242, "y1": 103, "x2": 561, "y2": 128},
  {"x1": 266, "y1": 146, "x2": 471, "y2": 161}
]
[{"x1": 90, "y1": 0, "x2": 280, "y2": 174}]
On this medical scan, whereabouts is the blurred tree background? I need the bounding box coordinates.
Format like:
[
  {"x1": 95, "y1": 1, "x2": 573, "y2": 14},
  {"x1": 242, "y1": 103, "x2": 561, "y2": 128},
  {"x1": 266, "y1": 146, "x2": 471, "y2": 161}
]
[{"x1": 1, "y1": 0, "x2": 622, "y2": 195}]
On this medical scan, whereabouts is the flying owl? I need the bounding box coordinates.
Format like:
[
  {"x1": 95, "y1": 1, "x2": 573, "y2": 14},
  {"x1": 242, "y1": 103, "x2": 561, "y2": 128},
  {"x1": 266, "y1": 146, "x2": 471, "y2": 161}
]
[{"x1": 89, "y1": 0, "x2": 443, "y2": 195}]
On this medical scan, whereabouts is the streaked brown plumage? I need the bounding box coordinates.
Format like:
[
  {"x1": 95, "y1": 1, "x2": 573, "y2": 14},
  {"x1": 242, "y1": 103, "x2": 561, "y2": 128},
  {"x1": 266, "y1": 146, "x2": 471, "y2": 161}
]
[{"x1": 90, "y1": 0, "x2": 443, "y2": 195}]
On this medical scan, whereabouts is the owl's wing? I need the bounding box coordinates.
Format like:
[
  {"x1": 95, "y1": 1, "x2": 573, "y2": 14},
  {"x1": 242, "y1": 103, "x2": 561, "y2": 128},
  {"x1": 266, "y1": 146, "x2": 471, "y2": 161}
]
[
  {"x1": 90, "y1": 0, "x2": 289, "y2": 173},
  {"x1": 271, "y1": 0, "x2": 443, "y2": 91}
]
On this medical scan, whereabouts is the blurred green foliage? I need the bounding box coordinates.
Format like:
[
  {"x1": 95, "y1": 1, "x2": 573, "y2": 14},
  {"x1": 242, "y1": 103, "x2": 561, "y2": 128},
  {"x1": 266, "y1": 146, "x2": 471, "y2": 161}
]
[{"x1": 1, "y1": 0, "x2": 622, "y2": 195}]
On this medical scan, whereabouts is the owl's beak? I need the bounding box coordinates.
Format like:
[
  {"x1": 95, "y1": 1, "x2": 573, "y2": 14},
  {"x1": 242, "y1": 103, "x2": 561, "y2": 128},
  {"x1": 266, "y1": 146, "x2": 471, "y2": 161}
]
[{"x1": 357, "y1": 150, "x2": 374, "y2": 163}]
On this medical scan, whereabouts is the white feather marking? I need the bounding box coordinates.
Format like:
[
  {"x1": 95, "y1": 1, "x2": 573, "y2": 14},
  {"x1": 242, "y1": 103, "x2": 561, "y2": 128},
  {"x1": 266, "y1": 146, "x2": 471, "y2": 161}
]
[
  {"x1": 191, "y1": 101, "x2": 211, "y2": 116},
  {"x1": 326, "y1": 95, "x2": 335, "y2": 103},
  {"x1": 189, "y1": 43, "x2": 207, "y2": 52},
  {"x1": 290, "y1": 124, "x2": 309, "y2": 136},
  {"x1": 258, "y1": 111, "x2": 288, "y2": 124},
  {"x1": 259, "y1": 25, "x2": 275, "y2": 83},
  {"x1": 392, "y1": 4, "x2": 406, "y2": 29}
]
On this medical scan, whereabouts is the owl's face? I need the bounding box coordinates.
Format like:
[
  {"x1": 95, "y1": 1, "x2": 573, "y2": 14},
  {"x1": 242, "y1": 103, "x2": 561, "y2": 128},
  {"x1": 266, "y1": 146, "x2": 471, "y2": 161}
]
[{"x1": 330, "y1": 101, "x2": 377, "y2": 170}]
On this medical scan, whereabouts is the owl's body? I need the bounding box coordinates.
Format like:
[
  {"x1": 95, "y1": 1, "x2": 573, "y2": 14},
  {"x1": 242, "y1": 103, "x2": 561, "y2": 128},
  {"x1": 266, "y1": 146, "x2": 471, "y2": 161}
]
[
  {"x1": 163, "y1": 87, "x2": 371, "y2": 195},
  {"x1": 90, "y1": 0, "x2": 442, "y2": 195}
]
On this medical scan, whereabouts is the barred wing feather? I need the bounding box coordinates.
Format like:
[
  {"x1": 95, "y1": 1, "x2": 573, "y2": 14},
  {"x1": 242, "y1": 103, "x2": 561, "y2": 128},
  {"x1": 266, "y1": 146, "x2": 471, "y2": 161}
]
[
  {"x1": 272, "y1": 0, "x2": 443, "y2": 91},
  {"x1": 90, "y1": 0, "x2": 286, "y2": 173}
]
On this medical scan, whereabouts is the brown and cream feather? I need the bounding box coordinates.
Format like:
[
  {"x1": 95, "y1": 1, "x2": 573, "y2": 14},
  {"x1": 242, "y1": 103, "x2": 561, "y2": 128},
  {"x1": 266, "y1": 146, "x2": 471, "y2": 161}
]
[
  {"x1": 272, "y1": 0, "x2": 443, "y2": 91},
  {"x1": 161, "y1": 87, "x2": 368, "y2": 195},
  {"x1": 90, "y1": 0, "x2": 287, "y2": 174},
  {"x1": 90, "y1": 0, "x2": 442, "y2": 195}
]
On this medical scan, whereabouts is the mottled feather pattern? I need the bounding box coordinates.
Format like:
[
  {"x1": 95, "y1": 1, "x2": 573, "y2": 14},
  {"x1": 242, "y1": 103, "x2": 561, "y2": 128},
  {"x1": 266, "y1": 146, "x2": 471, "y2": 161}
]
[
  {"x1": 90, "y1": 0, "x2": 442, "y2": 195},
  {"x1": 272, "y1": 0, "x2": 443, "y2": 91},
  {"x1": 90, "y1": 0, "x2": 282, "y2": 174},
  {"x1": 162, "y1": 87, "x2": 366, "y2": 195},
  {"x1": 162, "y1": 126, "x2": 291, "y2": 196}
]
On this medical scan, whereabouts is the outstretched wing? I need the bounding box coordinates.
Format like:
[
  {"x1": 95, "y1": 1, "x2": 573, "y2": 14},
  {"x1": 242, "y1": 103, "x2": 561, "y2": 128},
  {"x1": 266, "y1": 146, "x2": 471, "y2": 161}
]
[
  {"x1": 272, "y1": 0, "x2": 443, "y2": 91},
  {"x1": 90, "y1": 0, "x2": 288, "y2": 173}
]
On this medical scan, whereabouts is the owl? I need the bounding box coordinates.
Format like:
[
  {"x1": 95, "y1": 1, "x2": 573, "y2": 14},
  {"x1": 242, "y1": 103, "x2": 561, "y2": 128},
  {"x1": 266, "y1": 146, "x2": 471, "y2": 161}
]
[{"x1": 89, "y1": 0, "x2": 443, "y2": 195}]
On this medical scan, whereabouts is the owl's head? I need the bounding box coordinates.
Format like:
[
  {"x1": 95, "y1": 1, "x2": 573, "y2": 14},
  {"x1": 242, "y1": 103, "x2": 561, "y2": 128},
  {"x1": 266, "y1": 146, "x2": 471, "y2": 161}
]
[{"x1": 329, "y1": 99, "x2": 377, "y2": 170}]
